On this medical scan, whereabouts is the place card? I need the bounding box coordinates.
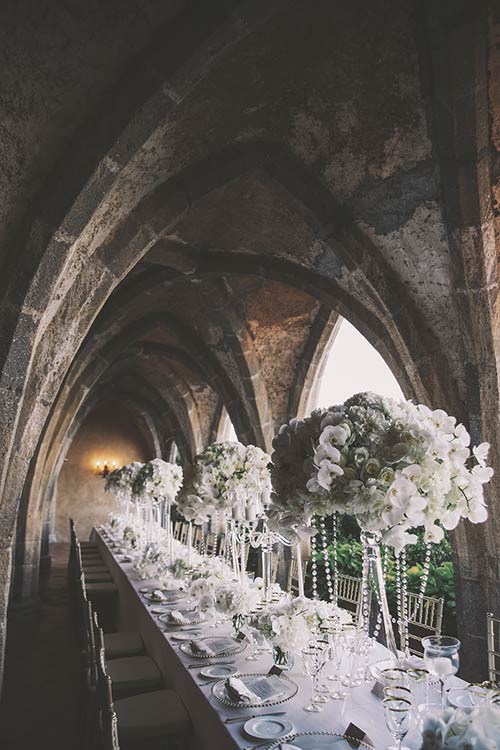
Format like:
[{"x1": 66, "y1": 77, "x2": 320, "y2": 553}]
[
  {"x1": 344, "y1": 723, "x2": 374, "y2": 748},
  {"x1": 371, "y1": 680, "x2": 385, "y2": 699},
  {"x1": 236, "y1": 631, "x2": 247, "y2": 641},
  {"x1": 267, "y1": 665, "x2": 283, "y2": 676}
]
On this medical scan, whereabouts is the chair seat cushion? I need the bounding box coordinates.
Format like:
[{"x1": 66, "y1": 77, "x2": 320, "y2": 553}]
[
  {"x1": 104, "y1": 631, "x2": 143, "y2": 659},
  {"x1": 115, "y1": 689, "x2": 189, "y2": 740},
  {"x1": 85, "y1": 581, "x2": 118, "y2": 595},
  {"x1": 84, "y1": 571, "x2": 113, "y2": 583},
  {"x1": 108, "y1": 656, "x2": 162, "y2": 697}
]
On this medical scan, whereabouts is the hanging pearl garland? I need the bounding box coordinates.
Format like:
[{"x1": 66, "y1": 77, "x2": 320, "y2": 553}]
[
  {"x1": 310, "y1": 530, "x2": 319, "y2": 600},
  {"x1": 331, "y1": 513, "x2": 339, "y2": 604},
  {"x1": 319, "y1": 517, "x2": 335, "y2": 603}
]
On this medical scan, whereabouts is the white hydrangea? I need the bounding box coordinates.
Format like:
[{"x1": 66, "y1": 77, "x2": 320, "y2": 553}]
[
  {"x1": 133, "y1": 458, "x2": 183, "y2": 505},
  {"x1": 177, "y1": 441, "x2": 271, "y2": 523},
  {"x1": 270, "y1": 392, "x2": 493, "y2": 553},
  {"x1": 421, "y1": 705, "x2": 500, "y2": 750}
]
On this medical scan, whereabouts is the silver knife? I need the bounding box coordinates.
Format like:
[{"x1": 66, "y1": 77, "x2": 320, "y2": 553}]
[
  {"x1": 225, "y1": 711, "x2": 287, "y2": 724},
  {"x1": 187, "y1": 661, "x2": 234, "y2": 669}
]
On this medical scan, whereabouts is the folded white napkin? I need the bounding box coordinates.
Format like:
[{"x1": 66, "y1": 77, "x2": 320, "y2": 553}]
[
  {"x1": 190, "y1": 639, "x2": 214, "y2": 656},
  {"x1": 168, "y1": 610, "x2": 189, "y2": 625},
  {"x1": 225, "y1": 676, "x2": 261, "y2": 704},
  {"x1": 280, "y1": 745, "x2": 300, "y2": 750}
]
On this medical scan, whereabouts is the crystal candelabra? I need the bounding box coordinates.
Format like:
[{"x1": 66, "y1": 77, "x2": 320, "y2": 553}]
[{"x1": 230, "y1": 515, "x2": 304, "y2": 599}]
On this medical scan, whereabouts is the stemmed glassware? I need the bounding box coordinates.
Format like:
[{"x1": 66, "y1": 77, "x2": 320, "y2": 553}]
[
  {"x1": 423, "y1": 636, "x2": 460, "y2": 709},
  {"x1": 302, "y1": 643, "x2": 328, "y2": 712},
  {"x1": 382, "y1": 696, "x2": 412, "y2": 750}
]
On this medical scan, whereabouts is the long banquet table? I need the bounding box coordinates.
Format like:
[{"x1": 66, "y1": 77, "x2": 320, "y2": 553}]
[{"x1": 92, "y1": 527, "x2": 454, "y2": 750}]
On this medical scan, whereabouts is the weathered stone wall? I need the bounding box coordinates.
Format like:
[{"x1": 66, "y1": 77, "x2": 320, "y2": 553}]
[
  {"x1": 53, "y1": 401, "x2": 154, "y2": 542},
  {"x1": 0, "y1": 0, "x2": 498, "y2": 689}
]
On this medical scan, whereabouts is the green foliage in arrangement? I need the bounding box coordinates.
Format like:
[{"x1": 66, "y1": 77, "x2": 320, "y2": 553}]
[{"x1": 310, "y1": 517, "x2": 457, "y2": 635}]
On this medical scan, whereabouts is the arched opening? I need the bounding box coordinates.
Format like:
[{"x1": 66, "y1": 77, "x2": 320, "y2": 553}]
[
  {"x1": 310, "y1": 316, "x2": 404, "y2": 411},
  {"x1": 216, "y1": 406, "x2": 238, "y2": 443}
]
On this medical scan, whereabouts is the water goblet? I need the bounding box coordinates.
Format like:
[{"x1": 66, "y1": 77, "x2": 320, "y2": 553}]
[
  {"x1": 380, "y1": 668, "x2": 410, "y2": 689},
  {"x1": 384, "y1": 685, "x2": 412, "y2": 702},
  {"x1": 325, "y1": 629, "x2": 348, "y2": 699},
  {"x1": 302, "y1": 643, "x2": 328, "y2": 712},
  {"x1": 423, "y1": 635, "x2": 460, "y2": 710},
  {"x1": 382, "y1": 696, "x2": 412, "y2": 750}
]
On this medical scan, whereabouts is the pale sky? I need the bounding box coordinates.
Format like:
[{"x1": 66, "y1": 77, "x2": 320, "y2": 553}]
[
  {"x1": 220, "y1": 316, "x2": 404, "y2": 440},
  {"x1": 314, "y1": 317, "x2": 404, "y2": 409}
]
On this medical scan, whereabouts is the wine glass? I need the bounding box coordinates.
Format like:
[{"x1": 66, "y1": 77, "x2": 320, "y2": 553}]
[
  {"x1": 302, "y1": 643, "x2": 327, "y2": 712},
  {"x1": 382, "y1": 696, "x2": 412, "y2": 750},
  {"x1": 423, "y1": 635, "x2": 460, "y2": 709}
]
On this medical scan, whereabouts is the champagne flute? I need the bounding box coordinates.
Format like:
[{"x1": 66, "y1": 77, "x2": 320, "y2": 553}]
[
  {"x1": 423, "y1": 635, "x2": 460, "y2": 710},
  {"x1": 382, "y1": 696, "x2": 411, "y2": 750},
  {"x1": 302, "y1": 644, "x2": 327, "y2": 712}
]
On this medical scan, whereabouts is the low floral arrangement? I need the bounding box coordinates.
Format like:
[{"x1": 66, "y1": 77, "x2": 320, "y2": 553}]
[
  {"x1": 105, "y1": 461, "x2": 144, "y2": 502},
  {"x1": 421, "y1": 704, "x2": 500, "y2": 749},
  {"x1": 248, "y1": 595, "x2": 351, "y2": 658},
  {"x1": 122, "y1": 525, "x2": 139, "y2": 548},
  {"x1": 270, "y1": 392, "x2": 493, "y2": 552},
  {"x1": 177, "y1": 441, "x2": 271, "y2": 524},
  {"x1": 133, "y1": 458, "x2": 183, "y2": 505},
  {"x1": 214, "y1": 580, "x2": 262, "y2": 631}
]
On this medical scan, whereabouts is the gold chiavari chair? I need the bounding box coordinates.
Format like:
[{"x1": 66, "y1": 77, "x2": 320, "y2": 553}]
[
  {"x1": 287, "y1": 556, "x2": 308, "y2": 596},
  {"x1": 337, "y1": 574, "x2": 363, "y2": 622},
  {"x1": 179, "y1": 522, "x2": 189, "y2": 545},
  {"x1": 93, "y1": 613, "x2": 190, "y2": 750},
  {"x1": 404, "y1": 592, "x2": 444, "y2": 656},
  {"x1": 173, "y1": 521, "x2": 183, "y2": 541},
  {"x1": 193, "y1": 525, "x2": 203, "y2": 552},
  {"x1": 487, "y1": 612, "x2": 500, "y2": 685}
]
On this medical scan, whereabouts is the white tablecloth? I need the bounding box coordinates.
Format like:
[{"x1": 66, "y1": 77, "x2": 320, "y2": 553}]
[{"x1": 92, "y1": 528, "x2": 460, "y2": 750}]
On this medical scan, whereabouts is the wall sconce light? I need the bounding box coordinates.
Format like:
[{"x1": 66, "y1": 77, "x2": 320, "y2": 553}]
[{"x1": 96, "y1": 459, "x2": 117, "y2": 477}]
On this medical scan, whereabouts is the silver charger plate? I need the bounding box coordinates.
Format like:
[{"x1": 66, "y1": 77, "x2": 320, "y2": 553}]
[
  {"x1": 211, "y1": 672, "x2": 298, "y2": 708},
  {"x1": 143, "y1": 590, "x2": 186, "y2": 604},
  {"x1": 267, "y1": 732, "x2": 373, "y2": 750},
  {"x1": 200, "y1": 664, "x2": 238, "y2": 679},
  {"x1": 158, "y1": 610, "x2": 207, "y2": 627},
  {"x1": 180, "y1": 636, "x2": 247, "y2": 659}
]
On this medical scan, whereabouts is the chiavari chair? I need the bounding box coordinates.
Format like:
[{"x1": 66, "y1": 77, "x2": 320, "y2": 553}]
[{"x1": 487, "y1": 612, "x2": 500, "y2": 685}]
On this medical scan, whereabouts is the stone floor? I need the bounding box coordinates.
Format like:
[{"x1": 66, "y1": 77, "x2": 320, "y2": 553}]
[{"x1": 0, "y1": 544, "x2": 80, "y2": 749}]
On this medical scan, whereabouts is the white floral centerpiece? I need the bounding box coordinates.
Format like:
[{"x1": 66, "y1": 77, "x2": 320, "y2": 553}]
[
  {"x1": 105, "y1": 461, "x2": 144, "y2": 503},
  {"x1": 421, "y1": 705, "x2": 500, "y2": 749},
  {"x1": 133, "y1": 458, "x2": 183, "y2": 505},
  {"x1": 271, "y1": 392, "x2": 493, "y2": 553},
  {"x1": 177, "y1": 441, "x2": 271, "y2": 524},
  {"x1": 213, "y1": 580, "x2": 262, "y2": 632},
  {"x1": 248, "y1": 595, "x2": 351, "y2": 666}
]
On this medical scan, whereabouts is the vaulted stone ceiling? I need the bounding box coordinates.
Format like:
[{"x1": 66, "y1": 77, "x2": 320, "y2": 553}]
[{"x1": 0, "y1": 0, "x2": 499, "y2": 685}]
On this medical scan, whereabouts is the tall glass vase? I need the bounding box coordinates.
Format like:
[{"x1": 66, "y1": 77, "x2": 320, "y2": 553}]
[{"x1": 360, "y1": 530, "x2": 398, "y2": 661}]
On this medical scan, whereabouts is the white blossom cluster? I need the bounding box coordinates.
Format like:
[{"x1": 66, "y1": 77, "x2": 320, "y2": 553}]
[
  {"x1": 105, "y1": 461, "x2": 144, "y2": 502},
  {"x1": 132, "y1": 458, "x2": 183, "y2": 505},
  {"x1": 421, "y1": 705, "x2": 500, "y2": 750},
  {"x1": 177, "y1": 441, "x2": 271, "y2": 524},
  {"x1": 248, "y1": 595, "x2": 351, "y2": 653},
  {"x1": 271, "y1": 392, "x2": 493, "y2": 553}
]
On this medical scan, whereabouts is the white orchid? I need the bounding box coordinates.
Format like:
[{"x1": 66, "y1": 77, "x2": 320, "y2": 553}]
[
  {"x1": 421, "y1": 705, "x2": 500, "y2": 750},
  {"x1": 270, "y1": 391, "x2": 493, "y2": 552}
]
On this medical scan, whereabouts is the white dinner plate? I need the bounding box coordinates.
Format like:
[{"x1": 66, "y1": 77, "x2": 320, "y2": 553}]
[
  {"x1": 144, "y1": 591, "x2": 186, "y2": 604},
  {"x1": 243, "y1": 716, "x2": 294, "y2": 740},
  {"x1": 171, "y1": 631, "x2": 202, "y2": 641},
  {"x1": 199, "y1": 664, "x2": 238, "y2": 679},
  {"x1": 158, "y1": 610, "x2": 206, "y2": 627}
]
